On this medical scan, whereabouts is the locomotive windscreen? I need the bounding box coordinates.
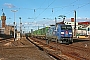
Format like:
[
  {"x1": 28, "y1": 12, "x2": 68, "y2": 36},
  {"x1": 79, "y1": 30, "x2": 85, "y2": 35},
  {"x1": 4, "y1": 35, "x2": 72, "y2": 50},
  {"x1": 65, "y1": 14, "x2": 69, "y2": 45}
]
[{"x1": 61, "y1": 25, "x2": 72, "y2": 30}]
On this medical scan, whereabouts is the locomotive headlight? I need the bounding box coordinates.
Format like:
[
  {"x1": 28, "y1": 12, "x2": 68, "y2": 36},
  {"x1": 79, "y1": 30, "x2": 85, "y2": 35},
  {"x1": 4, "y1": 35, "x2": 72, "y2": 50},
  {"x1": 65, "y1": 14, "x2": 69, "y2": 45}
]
[
  {"x1": 69, "y1": 32, "x2": 72, "y2": 34},
  {"x1": 61, "y1": 32, "x2": 64, "y2": 34}
]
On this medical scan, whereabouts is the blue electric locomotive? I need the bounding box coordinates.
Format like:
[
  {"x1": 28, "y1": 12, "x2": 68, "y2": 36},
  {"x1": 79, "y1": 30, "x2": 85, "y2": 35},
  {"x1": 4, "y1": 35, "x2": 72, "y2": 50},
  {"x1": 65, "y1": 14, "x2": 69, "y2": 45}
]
[{"x1": 46, "y1": 24, "x2": 73, "y2": 44}]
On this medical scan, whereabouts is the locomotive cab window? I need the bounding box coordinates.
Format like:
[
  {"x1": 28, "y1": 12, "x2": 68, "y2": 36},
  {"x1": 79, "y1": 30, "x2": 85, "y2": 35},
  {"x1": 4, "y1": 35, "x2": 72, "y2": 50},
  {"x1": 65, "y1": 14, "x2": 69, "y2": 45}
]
[
  {"x1": 66, "y1": 25, "x2": 72, "y2": 30},
  {"x1": 61, "y1": 26, "x2": 66, "y2": 30},
  {"x1": 61, "y1": 25, "x2": 72, "y2": 30}
]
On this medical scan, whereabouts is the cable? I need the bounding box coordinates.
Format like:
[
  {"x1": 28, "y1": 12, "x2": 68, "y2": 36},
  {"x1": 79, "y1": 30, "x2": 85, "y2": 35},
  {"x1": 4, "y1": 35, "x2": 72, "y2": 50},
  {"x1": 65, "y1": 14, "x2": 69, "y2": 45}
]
[
  {"x1": 55, "y1": 0, "x2": 79, "y2": 12},
  {"x1": 76, "y1": 2, "x2": 90, "y2": 10},
  {"x1": 63, "y1": 2, "x2": 90, "y2": 16},
  {"x1": 38, "y1": 0, "x2": 46, "y2": 8},
  {"x1": 1, "y1": 0, "x2": 90, "y2": 19},
  {"x1": 47, "y1": 0, "x2": 79, "y2": 18},
  {"x1": 35, "y1": 0, "x2": 55, "y2": 19}
]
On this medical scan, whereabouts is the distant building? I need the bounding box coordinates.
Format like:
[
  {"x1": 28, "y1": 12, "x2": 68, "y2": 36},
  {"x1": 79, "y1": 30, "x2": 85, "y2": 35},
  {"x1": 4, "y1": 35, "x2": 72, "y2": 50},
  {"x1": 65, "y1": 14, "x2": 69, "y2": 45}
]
[
  {"x1": 78, "y1": 22, "x2": 90, "y2": 25},
  {"x1": 63, "y1": 18, "x2": 90, "y2": 36},
  {"x1": 5, "y1": 25, "x2": 14, "y2": 35}
]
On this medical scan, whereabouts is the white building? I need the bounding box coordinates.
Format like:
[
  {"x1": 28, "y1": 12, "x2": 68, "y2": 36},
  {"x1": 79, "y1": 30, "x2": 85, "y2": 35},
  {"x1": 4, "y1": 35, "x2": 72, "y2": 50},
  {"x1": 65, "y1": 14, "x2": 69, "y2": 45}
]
[{"x1": 64, "y1": 20, "x2": 90, "y2": 36}]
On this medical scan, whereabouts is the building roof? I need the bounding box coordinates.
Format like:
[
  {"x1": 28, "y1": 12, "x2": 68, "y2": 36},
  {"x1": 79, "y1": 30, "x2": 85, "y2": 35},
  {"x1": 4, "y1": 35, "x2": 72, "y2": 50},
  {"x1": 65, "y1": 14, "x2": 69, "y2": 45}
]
[{"x1": 78, "y1": 22, "x2": 90, "y2": 25}]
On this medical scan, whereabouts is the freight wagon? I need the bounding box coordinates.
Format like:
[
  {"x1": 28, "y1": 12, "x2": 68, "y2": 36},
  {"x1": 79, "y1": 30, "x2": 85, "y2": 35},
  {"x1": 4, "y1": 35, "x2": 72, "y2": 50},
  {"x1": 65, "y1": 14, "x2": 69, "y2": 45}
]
[
  {"x1": 46, "y1": 24, "x2": 73, "y2": 44},
  {"x1": 31, "y1": 27, "x2": 50, "y2": 39}
]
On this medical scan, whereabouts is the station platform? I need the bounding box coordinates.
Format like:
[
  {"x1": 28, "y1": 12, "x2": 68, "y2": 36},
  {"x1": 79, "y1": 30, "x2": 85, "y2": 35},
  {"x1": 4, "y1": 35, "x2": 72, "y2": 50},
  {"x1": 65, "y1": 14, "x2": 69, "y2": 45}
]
[{"x1": 0, "y1": 37, "x2": 54, "y2": 60}]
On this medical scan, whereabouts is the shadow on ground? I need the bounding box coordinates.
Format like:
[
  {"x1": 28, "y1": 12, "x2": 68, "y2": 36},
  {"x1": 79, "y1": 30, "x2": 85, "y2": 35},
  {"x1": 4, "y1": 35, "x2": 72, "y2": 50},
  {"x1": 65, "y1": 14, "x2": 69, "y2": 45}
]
[
  {"x1": 73, "y1": 39, "x2": 90, "y2": 43},
  {"x1": 0, "y1": 34, "x2": 13, "y2": 40}
]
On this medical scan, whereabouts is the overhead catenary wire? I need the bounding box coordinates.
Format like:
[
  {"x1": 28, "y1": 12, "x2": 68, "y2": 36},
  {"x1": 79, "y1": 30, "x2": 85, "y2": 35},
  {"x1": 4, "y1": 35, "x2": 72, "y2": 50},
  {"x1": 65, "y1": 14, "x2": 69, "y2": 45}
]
[
  {"x1": 0, "y1": 0, "x2": 79, "y2": 15},
  {"x1": 35, "y1": 0, "x2": 55, "y2": 19},
  {"x1": 1, "y1": 0, "x2": 90, "y2": 20},
  {"x1": 1, "y1": 0, "x2": 89, "y2": 11},
  {"x1": 47, "y1": 0, "x2": 79, "y2": 18},
  {"x1": 76, "y1": 2, "x2": 90, "y2": 10},
  {"x1": 55, "y1": 0, "x2": 79, "y2": 11},
  {"x1": 63, "y1": 2, "x2": 90, "y2": 16},
  {"x1": 38, "y1": 0, "x2": 46, "y2": 9},
  {"x1": 31, "y1": 0, "x2": 46, "y2": 20}
]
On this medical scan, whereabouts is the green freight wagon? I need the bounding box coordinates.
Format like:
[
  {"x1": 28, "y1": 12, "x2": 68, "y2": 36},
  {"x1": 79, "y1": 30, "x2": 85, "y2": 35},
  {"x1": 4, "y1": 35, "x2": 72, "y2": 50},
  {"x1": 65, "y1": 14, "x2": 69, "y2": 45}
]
[
  {"x1": 37, "y1": 27, "x2": 50, "y2": 39},
  {"x1": 31, "y1": 26, "x2": 50, "y2": 39},
  {"x1": 37, "y1": 29, "x2": 42, "y2": 35},
  {"x1": 32, "y1": 30, "x2": 38, "y2": 38}
]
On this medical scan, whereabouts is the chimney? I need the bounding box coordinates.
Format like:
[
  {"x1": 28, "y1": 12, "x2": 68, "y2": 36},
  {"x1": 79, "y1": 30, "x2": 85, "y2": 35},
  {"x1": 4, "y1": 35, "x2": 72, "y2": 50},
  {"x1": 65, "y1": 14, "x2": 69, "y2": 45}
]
[{"x1": 71, "y1": 18, "x2": 74, "y2": 22}]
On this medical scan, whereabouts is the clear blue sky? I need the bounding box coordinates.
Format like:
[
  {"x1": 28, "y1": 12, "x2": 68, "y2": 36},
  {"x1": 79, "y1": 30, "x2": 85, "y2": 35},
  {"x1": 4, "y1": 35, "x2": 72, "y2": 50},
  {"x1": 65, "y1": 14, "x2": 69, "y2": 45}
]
[{"x1": 0, "y1": 0, "x2": 90, "y2": 33}]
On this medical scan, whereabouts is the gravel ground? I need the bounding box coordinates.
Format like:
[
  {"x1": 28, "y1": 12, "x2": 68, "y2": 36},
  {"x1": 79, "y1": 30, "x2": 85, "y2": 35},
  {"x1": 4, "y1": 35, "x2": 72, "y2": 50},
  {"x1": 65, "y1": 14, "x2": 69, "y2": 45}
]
[
  {"x1": 0, "y1": 37, "x2": 54, "y2": 60},
  {"x1": 30, "y1": 37, "x2": 90, "y2": 59}
]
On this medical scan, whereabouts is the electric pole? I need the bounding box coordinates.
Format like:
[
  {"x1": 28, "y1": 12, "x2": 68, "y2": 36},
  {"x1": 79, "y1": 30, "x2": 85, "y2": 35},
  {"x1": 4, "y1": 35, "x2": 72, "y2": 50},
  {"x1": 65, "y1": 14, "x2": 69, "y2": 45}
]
[
  {"x1": 11, "y1": 10, "x2": 18, "y2": 41},
  {"x1": 74, "y1": 10, "x2": 76, "y2": 37},
  {"x1": 19, "y1": 17, "x2": 22, "y2": 39}
]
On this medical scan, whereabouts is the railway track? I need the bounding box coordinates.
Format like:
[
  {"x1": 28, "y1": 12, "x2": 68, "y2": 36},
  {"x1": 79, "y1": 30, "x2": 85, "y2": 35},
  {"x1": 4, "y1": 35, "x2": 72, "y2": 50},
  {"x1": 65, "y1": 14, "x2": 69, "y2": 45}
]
[
  {"x1": 27, "y1": 37, "x2": 71, "y2": 60},
  {"x1": 0, "y1": 38, "x2": 25, "y2": 47},
  {"x1": 0, "y1": 37, "x2": 55, "y2": 60},
  {"x1": 0, "y1": 38, "x2": 13, "y2": 45},
  {"x1": 63, "y1": 44, "x2": 90, "y2": 52},
  {"x1": 29, "y1": 37, "x2": 90, "y2": 60}
]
